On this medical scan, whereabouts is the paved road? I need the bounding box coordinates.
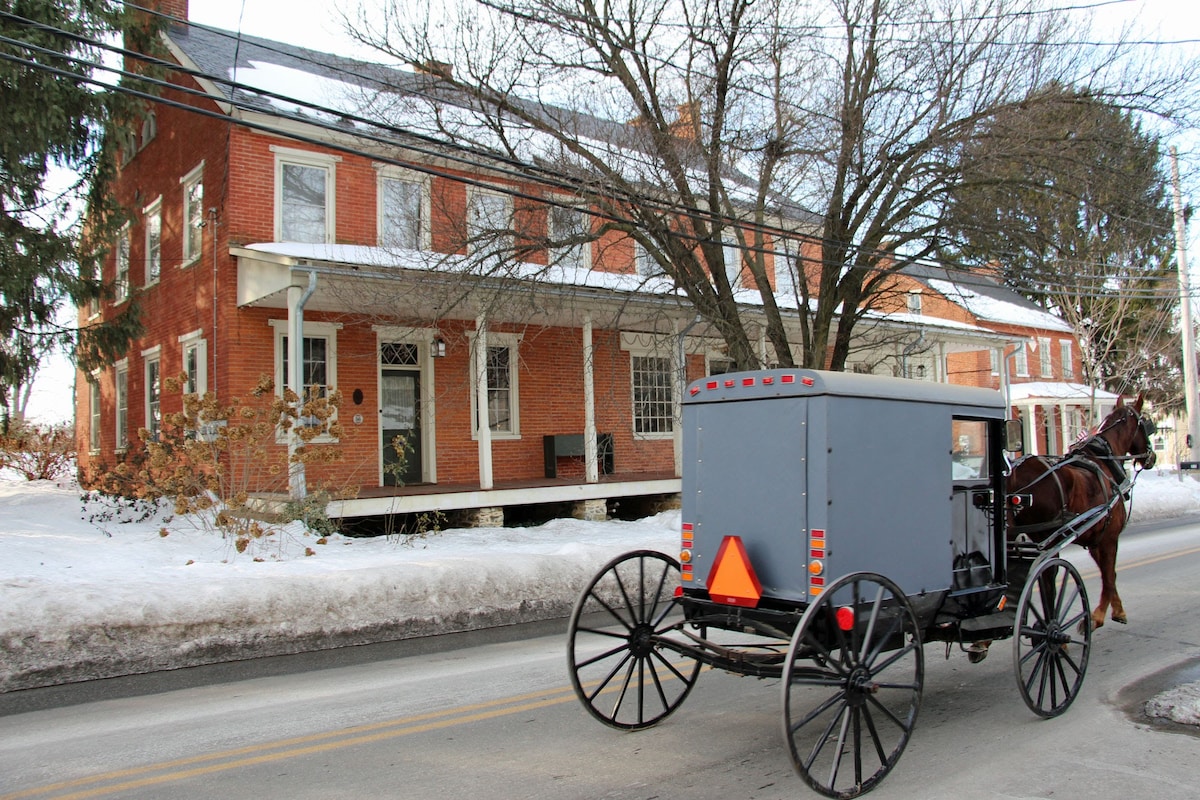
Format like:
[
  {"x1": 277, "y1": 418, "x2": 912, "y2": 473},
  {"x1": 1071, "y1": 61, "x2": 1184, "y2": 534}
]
[{"x1": 2, "y1": 519, "x2": 1199, "y2": 800}]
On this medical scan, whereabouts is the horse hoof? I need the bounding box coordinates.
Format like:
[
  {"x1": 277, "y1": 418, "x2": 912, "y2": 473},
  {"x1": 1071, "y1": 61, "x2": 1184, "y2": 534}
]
[
  {"x1": 1113, "y1": 616, "x2": 1128, "y2": 624},
  {"x1": 966, "y1": 644, "x2": 990, "y2": 664}
]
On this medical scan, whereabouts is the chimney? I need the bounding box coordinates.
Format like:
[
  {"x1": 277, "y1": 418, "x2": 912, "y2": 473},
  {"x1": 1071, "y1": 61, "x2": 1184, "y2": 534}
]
[
  {"x1": 417, "y1": 60, "x2": 454, "y2": 80},
  {"x1": 156, "y1": 1, "x2": 189, "y2": 20}
]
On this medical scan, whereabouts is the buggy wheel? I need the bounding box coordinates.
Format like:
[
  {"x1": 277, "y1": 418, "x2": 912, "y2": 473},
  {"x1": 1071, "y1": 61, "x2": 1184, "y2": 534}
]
[
  {"x1": 782, "y1": 572, "x2": 923, "y2": 799},
  {"x1": 1013, "y1": 557, "x2": 1091, "y2": 718},
  {"x1": 566, "y1": 550, "x2": 700, "y2": 730},
  {"x1": 782, "y1": 573, "x2": 921, "y2": 796}
]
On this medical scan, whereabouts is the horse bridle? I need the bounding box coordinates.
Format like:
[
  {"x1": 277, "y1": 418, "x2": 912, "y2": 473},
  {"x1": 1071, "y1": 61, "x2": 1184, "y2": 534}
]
[{"x1": 1093, "y1": 407, "x2": 1156, "y2": 465}]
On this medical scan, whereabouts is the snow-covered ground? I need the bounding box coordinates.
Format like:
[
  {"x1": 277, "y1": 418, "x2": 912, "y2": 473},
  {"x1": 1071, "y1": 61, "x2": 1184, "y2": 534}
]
[{"x1": 2, "y1": 469, "x2": 1199, "y2": 726}]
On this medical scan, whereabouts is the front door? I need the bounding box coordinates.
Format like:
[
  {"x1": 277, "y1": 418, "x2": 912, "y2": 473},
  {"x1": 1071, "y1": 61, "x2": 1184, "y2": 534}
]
[{"x1": 380, "y1": 343, "x2": 422, "y2": 486}]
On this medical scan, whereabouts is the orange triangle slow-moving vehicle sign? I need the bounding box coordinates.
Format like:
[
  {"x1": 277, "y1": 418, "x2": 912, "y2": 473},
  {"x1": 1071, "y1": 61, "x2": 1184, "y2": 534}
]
[{"x1": 706, "y1": 535, "x2": 763, "y2": 608}]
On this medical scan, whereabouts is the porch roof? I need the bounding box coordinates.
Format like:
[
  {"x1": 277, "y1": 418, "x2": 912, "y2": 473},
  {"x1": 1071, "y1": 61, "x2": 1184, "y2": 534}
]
[{"x1": 1008, "y1": 381, "x2": 1119, "y2": 404}]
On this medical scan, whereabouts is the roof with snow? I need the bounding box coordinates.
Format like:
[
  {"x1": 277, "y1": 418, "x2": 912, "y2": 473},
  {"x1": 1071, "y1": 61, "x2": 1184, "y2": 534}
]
[{"x1": 904, "y1": 264, "x2": 1072, "y2": 333}]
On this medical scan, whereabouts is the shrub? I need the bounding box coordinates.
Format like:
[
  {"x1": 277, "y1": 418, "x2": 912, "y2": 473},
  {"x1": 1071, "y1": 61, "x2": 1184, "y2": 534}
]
[{"x1": 0, "y1": 421, "x2": 76, "y2": 482}]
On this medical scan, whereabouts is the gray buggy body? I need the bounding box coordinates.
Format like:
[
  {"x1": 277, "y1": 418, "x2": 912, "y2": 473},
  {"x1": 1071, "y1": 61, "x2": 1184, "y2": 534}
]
[{"x1": 680, "y1": 368, "x2": 1008, "y2": 618}]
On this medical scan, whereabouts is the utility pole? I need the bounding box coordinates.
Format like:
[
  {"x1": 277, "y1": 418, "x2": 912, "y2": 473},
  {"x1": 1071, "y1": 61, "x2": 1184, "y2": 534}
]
[{"x1": 1170, "y1": 146, "x2": 1199, "y2": 464}]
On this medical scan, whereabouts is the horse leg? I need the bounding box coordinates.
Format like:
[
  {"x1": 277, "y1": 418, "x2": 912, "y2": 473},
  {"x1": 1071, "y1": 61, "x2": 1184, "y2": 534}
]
[{"x1": 1086, "y1": 540, "x2": 1123, "y2": 631}]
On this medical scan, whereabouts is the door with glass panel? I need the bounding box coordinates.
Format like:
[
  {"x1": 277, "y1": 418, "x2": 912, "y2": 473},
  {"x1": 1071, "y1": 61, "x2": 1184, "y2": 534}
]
[{"x1": 380, "y1": 343, "x2": 422, "y2": 486}]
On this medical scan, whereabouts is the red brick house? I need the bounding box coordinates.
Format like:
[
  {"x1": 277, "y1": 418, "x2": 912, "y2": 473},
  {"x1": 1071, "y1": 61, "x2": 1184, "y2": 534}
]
[{"x1": 75, "y1": 3, "x2": 1101, "y2": 524}]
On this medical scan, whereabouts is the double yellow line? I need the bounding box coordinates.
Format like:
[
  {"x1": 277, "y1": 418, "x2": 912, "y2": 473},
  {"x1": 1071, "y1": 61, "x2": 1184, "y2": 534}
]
[{"x1": 1, "y1": 684, "x2": 582, "y2": 800}]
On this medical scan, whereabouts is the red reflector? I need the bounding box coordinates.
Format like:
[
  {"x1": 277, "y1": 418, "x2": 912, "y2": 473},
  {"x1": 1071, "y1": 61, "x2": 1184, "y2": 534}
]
[
  {"x1": 763, "y1": 376, "x2": 774, "y2": 385},
  {"x1": 810, "y1": 576, "x2": 825, "y2": 586},
  {"x1": 690, "y1": 386, "x2": 700, "y2": 396},
  {"x1": 811, "y1": 528, "x2": 825, "y2": 539},
  {"x1": 724, "y1": 379, "x2": 735, "y2": 388},
  {"x1": 781, "y1": 375, "x2": 795, "y2": 384},
  {"x1": 836, "y1": 606, "x2": 855, "y2": 631},
  {"x1": 673, "y1": 586, "x2": 684, "y2": 598},
  {"x1": 706, "y1": 380, "x2": 718, "y2": 390},
  {"x1": 742, "y1": 377, "x2": 755, "y2": 386},
  {"x1": 682, "y1": 522, "x2": 693, "y2": 532},
  {"x1": 802, "y1": 377, "x2": 815, "y2": 386},
  {"x1": 810, "y1": 549, "x2": 824, "y2": 558},
  {"x1": 1011, "y1": 496, "x2": 1022, "y2": 505}
]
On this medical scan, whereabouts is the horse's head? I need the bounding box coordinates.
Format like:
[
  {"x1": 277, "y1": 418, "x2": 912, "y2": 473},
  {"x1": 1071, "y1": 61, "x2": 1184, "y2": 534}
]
[{"x1": 1099, "y1": 393, "x2": 1157, "y2": 469}]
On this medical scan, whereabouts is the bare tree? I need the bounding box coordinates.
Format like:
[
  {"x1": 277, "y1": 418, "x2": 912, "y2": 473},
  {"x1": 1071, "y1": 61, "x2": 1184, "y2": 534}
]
[{"x1": 340, "y1": 0, "x2": 1195, "y2": 370}]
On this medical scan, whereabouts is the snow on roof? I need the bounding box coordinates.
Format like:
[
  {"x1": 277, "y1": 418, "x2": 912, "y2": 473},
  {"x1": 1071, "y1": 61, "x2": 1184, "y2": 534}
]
[
  {"x1": 1007, "y1": 381, "x2": 1119, "y2": 402},
  {"x1": 924, "y1": 277, "x2": 1071, "y2": 332}
]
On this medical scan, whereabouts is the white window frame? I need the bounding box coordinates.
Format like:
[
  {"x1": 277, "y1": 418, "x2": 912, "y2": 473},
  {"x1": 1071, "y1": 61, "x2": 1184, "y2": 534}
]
[
  {"x1": 467, "y1": 330, "x2": 522, "y2": 439},
  {"x1": 547, "y1": 200, "x2": 591, "y2": 271},
  {"x1": 143, "y1": 345, "x2": 162, "y2": 442},
  {"x1": 1013, "y1": 341, "x2": 1030, "y2": 378},
  {"x1": 376, "y1": 166, "x2": 431, "y2": 251},
  {"x1": 1038, "y1": 336, "x2": 1053, "y2": 378},
  {"x1": 115, "y1": 359, "x2": 129, "y2": 451},
  {"x1": 622, "y1": 333, "x2": 677, "y2": 440},
  {"x1": 269, "y1": 319, "x2": 340, "y2": 442},
  {"x1": 114, "y1": 225, "x2": 131, "y2": 304},
  {"x1": 1061, "y1": 340, "x2": 1074, "y2": 381},
  {"x1": 634, "y1": 241, "x2": 662, "y2": 278},
  {"x1": 465, "y1": 187, "x2": 514, "y2": 256},
  {"x1": 181, "y1": 161, "x2": 204, "y2": 266},
  {"x1": 143, "y1": 196, "x2": 162, "y2": 286},
  {"x1": 774, "y1": 238, "x2": 799, "y2": 297},
  {"x1": 907, "y1": 291, "x2": 922, "y2": 315},
  {"x1": 273, "y1": 146, "x2": 338, "y2": 244},
  {"x1": 89, "y1": 372, "x2": 102, "y2": 453},
  {"x1": 722, "y1": 233, "x2": 743, "y2": 289},
  {"x1": 178, "y1": 329, "x2": 208, "y2": 396}
]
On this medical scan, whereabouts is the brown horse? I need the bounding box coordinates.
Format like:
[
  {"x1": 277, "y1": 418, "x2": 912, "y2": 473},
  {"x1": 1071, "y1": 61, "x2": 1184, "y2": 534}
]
[{"x1": 1007, "y1": 394, "x2": 1157, "y2": 632}]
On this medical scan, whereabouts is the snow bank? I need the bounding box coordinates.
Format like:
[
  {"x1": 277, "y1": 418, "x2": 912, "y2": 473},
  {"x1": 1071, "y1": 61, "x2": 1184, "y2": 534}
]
[{"x1": 2, "y1": 469, "x2": 1197, "y2": 692}]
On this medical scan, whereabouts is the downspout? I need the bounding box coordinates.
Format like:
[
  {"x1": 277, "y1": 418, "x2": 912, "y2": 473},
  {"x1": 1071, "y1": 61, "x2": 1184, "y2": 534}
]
[
  {"x1": 583, "y1": 316, "x2": 598, "y2": 484},
  {"x1": 287, "y1": 269, "x2": 318, "y2": 500}
]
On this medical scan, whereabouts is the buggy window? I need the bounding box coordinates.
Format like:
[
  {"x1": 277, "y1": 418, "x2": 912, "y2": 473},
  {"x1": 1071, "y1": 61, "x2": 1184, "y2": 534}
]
[{"x1": 952, "y1": 419, "x2": 989, "y2": 481}]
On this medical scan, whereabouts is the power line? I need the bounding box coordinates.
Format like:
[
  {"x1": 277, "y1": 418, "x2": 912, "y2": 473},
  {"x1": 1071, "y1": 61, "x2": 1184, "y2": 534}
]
[{"x1": 1, "y1": 10, "x2": 1190, "y2": 307}]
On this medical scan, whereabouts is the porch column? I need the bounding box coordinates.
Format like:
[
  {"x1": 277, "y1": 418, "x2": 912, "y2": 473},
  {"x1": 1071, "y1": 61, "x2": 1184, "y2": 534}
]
[
  {"x1": 582, "y1": 316, "x2": 598, "y2": 483},
  {"x1": 474, "y1": 314, "x2": 493, "y2": 490}
]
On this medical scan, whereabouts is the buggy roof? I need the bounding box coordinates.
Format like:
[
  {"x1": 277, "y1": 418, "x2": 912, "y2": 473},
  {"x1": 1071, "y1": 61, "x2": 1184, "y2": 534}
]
[{"x1": 685, "y1": 368, "x2": 1005, "y2": 416}]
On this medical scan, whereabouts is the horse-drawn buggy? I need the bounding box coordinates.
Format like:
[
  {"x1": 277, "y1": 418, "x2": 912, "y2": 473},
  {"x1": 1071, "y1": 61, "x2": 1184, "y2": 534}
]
[{"x1": 566, "y1": 368, "x2": 1155, "y2": 798}]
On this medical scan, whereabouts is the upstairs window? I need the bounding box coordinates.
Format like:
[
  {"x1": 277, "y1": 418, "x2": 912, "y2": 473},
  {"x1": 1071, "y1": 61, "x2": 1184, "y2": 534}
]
[
  {"x1": 179, "y1": 330, "x2": 208, "y2": 395},
  {"x1": 548, "y1": 203, "x2": 590, "y2": 270},
  {"x1": 1013, "y1": 342, "x2": 1029, "y2": 377},
  {"x1": 181, "y1": 162, "x2": 204, "y2": 265},
  {"x1": 1038, "y1": 337, "x2": 1052, "y2": 377},
  {"x1": 114, "y1": 226, "x2": 130, "y2": 303},
  {"x1": 634, "y1": 241, "x2": 662, "y2": 278},
  {"x1": 907, "y1": 291, "x2": 922, "y2": 315},
  {"x1": 144, "y1": 197, "x2": 162, "y2": 285},
  {"x1": 379, "y1": 171, "x2": 428, "y2": 250},
  {"x1": 721, "y1": 234, "x2": 743, "y2": 289},
  {"x1": 1061, "y1": 340, "x2": 1074, "y2": 380},
  {"x1": 466, "y1": 189, "x2": 513, "y2": 256},
  {"x1": 273, "y1": 146, "x2": 338, "y2": 243}
]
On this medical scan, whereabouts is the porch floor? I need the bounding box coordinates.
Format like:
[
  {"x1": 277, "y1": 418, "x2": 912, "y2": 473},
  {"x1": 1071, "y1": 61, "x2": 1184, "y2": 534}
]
[{"x1": 319, "y1": 471, "x2": 682, "y2": 519}]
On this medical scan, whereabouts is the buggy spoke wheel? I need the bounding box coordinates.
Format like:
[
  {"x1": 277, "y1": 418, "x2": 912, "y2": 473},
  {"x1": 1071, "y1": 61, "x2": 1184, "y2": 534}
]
[
  {"x1": 1013, "y1": 557, "x2": 1091, "y2": 718},
  {"x1": 782, "y1": 572, "x2": 923, "y2": 798},
  {"x1": 567, "y1": 550, "x2": 700, "y2": 730}
]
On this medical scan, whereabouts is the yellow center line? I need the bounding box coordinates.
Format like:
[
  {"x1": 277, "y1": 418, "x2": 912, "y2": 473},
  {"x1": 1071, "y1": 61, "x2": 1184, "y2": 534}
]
[{"x1": 1, "y1": 684, "x2": 580, "y2": 800}]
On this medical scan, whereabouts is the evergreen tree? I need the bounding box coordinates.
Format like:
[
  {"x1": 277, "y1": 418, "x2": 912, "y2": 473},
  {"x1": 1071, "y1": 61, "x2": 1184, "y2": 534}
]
[
  {"x1": 0, "y1": 0, "x2": 155, "y2": 419},
  {"x1": 947, "y1": 85, "x2": 1181, "y2": 408}
]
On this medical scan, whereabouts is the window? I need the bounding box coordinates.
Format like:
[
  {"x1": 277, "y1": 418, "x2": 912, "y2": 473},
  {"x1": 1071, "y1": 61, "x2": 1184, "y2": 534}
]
[
  {"x1": 634, "y1": 241, "x2": 662, "y2": 278},
  {"x1": 1061, "y1": 340, "x2": 1074, "y2": 380},
  {"x1": 707, "y1": 357, "x2": 735, "y2": 376},
  {"x1": 722, "y1": 234, "x2": 743, "y2": 289},
  {"x1": 469, "y1": 332, "x2": 521, "y2": 437},
  {"x1": 907, "y1": 291, "x2": 922, "y2": 315},
  {"x1": 632, "y1": 354, "x2": 674, "y2": 437},
  {"x1": 273, "y1": 146, "x2": 338, "y2": 243},
  {"x1": 272, "y1": 320, "x2": 340, "y2": 403},
  {"x1": 144, "y1": 197, "x2": 161, "y2": 285},
  {"x1": 181, "y1": 162, "x2": 204, "y2": 265},
  {"x1": 1012, "y1": 342, "x2": 1029, "y2": 377},
  {"x1": 114, "y1": 226, "x2": 130, "y2": 303},
  {"x1": 179, "y1": 330, "x2": 208, "y2": 395},
  {"x1": 144, "y1": 347, "x2": 161, "y2": 441},
  {"x1": 379, "y1": 171, "x2": 428, "y2": 250},
  {"x1": 466, "y1": 189, "x2": 513, "y2": 255},
  {"x1": 548, "y1": 203, "x2": 590, "y2": 270},
  {"x1": 1038, "y1": 337, "x2": 1052, "y2": 377},
  {"x1": 774, "y1": 239, "x2": 798, "y2": 297},
  {"x1": 89, "y1": 376, "x2": 101, "y2": 452},
  {"x1": 990, "y1": 348, "x2": 1000, "y2": 376},
  {"x1": 951, "y1": 418, "x2": 989, "y2": 481},
  {"x1": 140, "y1": 111, "x2": 156, "y2": 148},
  {"x1": 115, "y1": 360, "x2": 129, "y2": 450}
]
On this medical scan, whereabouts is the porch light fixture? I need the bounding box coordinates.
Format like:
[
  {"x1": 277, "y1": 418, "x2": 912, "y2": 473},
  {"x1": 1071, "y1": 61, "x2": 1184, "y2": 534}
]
[{"x1": 431, "y1": 338, "x2": 447, "y2": 358}]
